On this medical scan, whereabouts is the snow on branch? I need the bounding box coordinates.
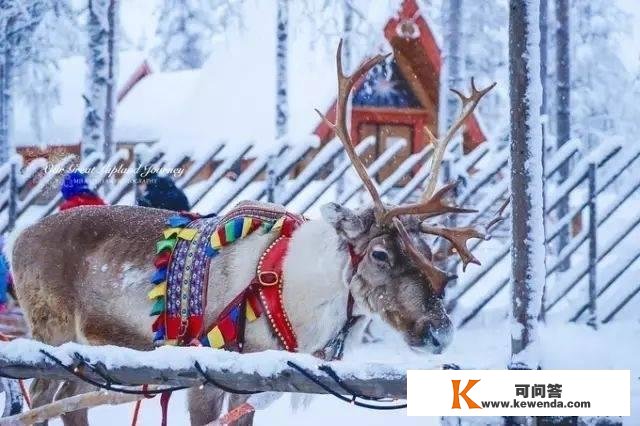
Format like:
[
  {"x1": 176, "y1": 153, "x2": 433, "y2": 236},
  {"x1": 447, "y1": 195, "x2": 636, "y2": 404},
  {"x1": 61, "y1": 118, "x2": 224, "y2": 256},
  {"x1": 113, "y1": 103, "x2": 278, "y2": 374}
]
[{"x1": 0, "y1": 339, "x2": 409, "y2": 399}]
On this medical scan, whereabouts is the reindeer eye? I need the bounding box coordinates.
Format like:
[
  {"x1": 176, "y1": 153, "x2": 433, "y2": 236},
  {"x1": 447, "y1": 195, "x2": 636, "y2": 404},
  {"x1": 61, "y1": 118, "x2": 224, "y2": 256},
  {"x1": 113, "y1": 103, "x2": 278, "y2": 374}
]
[{"x1": 371, "y1": 249, "x2": 389, "y2": 262}]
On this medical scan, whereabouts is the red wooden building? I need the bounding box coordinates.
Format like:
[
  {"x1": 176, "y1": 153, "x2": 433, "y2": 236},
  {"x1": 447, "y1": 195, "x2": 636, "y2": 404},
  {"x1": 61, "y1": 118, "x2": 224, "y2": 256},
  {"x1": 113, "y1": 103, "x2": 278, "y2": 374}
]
[{"x1": 313, "y1": 0, "x2": 486, "y2": 178}]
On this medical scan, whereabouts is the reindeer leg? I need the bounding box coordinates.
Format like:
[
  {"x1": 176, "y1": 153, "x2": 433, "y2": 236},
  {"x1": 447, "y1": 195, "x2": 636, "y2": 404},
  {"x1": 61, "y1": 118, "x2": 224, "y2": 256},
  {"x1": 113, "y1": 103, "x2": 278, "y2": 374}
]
[
  {"x1": 54, "y1": 380, "x2": 92, "y2": 426},
  {"x1": 29, "y1": 378, "x2": 60, "y2": 426},
  {"x1": 188, "y1": 386, "x2": 225, "y2": 426}
]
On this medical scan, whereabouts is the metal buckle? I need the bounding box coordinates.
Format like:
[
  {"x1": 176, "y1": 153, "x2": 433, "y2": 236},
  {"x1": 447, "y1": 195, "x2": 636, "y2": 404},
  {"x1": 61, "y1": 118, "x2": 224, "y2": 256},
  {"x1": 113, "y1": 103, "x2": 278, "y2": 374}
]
[{"x1": 258, "y1": 271, "x2": 279, "y2": 286}]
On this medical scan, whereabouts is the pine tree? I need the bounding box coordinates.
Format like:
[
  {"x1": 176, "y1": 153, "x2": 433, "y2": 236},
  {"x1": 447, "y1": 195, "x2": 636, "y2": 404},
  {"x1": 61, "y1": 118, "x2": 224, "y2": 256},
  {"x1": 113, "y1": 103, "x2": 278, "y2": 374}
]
[
  {"x1": 153, "y1": 0, "x2": 243, "y2": 71},
  {"x1": 82, "y1": 0, "x2": 119, "y2": 159},
  {"x1": 509, "y1": 0, "x2": 545, "y2": 366}
]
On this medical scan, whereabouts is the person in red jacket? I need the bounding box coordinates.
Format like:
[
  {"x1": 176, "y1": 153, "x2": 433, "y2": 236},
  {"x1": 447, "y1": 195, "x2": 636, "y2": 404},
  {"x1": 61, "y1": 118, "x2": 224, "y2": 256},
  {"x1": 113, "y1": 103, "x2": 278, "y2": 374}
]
[{"x1": 59, "y1": 171, "x2": 106, "y2": 211}]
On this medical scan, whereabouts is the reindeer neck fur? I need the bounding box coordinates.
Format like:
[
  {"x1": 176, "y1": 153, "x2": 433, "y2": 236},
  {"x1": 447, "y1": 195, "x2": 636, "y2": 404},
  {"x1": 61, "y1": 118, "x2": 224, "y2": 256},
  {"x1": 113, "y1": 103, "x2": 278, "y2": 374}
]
[{"x1": 204, "y1": 219, "x2": 351, "y2": 354}]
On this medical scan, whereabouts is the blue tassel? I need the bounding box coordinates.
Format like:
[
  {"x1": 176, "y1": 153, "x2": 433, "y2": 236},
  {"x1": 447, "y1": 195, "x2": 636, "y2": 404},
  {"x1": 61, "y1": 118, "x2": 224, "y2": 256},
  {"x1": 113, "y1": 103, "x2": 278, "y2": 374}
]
[
  {"x1": 229, "y1": 305, "x2": 240, "y2": 323},
  {"x1": 206, "y1": 246, "x2": 219, "y2": 258},
  {"x1": 166, "y1": 216, "x2": 191, "y2": 228},
  {"x1": 154, "y1": 326, "x2": 165, "y2": 341},
  {"x1": 151, "y1": 267, "x2": 167, "y2": 284}
]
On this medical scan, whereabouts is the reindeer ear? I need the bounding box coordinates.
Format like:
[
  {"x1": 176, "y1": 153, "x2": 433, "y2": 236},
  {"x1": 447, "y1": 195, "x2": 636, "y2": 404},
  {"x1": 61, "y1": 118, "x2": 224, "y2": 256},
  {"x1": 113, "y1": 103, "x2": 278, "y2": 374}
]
[{"x1": 321, "y1": 203, "x2": 372, "y2": 240}]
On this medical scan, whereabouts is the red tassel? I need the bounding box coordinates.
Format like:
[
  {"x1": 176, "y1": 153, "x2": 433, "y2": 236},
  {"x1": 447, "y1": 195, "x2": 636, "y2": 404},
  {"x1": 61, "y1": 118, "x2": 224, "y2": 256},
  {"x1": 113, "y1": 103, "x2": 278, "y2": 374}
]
[
  {"x1": 154, "y1": 251, "x2": 171, "y2": 269},
  {"x1": 218, "y1": 315, "x2": 237, "y2": 343},
  {"x1": 152, "y1": 314, "x2": 164, "y2": 332}
]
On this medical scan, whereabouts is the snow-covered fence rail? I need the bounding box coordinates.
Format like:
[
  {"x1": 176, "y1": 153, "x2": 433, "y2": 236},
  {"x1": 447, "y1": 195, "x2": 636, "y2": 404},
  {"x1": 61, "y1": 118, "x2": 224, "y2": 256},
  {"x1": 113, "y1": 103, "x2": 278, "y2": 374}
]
[
  {"x1": 451, "y1": 140, "x2": 640, "y2": 327},
  {"x1": 0, "y1": 340, "x2": 408, "y2": 400}
]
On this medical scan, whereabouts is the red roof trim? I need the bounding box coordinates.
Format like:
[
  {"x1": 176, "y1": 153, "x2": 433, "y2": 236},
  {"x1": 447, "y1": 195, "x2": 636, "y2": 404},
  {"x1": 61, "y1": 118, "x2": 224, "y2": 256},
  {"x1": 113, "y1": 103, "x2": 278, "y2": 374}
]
[{"x1": 314, "y1": 0, "x2": 487, "y2": 149}]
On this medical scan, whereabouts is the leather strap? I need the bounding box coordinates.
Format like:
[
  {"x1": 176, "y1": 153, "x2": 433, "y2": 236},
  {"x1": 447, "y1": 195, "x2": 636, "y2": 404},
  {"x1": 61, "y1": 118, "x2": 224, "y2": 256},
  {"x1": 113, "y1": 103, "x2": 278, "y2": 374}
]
[{"x1": 252, "y1": 235, "x2": 298, "y2": 352}]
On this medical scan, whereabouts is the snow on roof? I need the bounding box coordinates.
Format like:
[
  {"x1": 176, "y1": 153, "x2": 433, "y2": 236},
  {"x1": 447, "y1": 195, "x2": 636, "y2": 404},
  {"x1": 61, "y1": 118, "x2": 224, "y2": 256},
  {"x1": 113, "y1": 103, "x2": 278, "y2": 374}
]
[
  {"x1": 13, "y1": 50, "x2": 147, "y2": 147},
  {"x1": 114, "y1": 0, "x2": 401, "y2": 155}
]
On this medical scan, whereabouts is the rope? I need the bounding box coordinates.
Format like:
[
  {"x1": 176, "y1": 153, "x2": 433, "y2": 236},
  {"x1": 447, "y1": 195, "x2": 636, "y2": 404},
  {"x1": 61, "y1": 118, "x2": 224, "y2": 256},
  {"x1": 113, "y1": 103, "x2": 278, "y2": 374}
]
[
  {"x1": 32, "y1": 348, "x2": 407, "y2": 413},
  {"x1": 39, "y1": 350, "x2": 187, "y2": 395},
  {"x1": 317, "y1": 365, "x2": 394, "y2": 402},
  {"x1": 194, "y1": 362, "x2": 261, "y2": 395},
  {"x1": 130, "y1": 400, "x2": 142, "y2": 426},
  {"x1": 286, "y1": 361, "x2": 407, "y2": 410}
]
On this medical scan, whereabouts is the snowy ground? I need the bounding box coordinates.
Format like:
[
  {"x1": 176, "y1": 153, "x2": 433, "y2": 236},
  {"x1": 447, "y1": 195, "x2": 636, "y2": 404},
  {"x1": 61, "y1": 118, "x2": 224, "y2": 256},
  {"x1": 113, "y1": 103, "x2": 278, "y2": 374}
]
[{"x1": 40, "y1": 319, "x2": 639, "y2": 425}]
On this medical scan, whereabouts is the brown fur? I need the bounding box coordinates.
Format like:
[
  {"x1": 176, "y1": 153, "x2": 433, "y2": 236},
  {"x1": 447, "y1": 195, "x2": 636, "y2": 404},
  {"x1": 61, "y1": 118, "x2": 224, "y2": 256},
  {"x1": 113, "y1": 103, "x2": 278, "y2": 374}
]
[{"x1": 12, "y1": 204, "x2": 453, "y2": 425}]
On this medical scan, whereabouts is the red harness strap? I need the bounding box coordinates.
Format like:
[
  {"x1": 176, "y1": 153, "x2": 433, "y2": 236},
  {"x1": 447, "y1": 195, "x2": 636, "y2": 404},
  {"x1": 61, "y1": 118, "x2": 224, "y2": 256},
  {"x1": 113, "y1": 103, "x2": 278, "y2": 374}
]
[
  {"x1": 201, "y1": 220, "x2": 364, "y2": 355},
  {"x1": 249, "y1": 235, "x2": 298, "y2": 352}
]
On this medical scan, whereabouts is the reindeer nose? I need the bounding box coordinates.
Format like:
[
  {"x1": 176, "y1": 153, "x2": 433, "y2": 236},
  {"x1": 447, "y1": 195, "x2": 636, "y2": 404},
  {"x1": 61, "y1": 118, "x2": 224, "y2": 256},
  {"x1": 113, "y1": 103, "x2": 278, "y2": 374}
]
[{"x1": 423, "y1": 317, "x2": 453, "y2": 353}]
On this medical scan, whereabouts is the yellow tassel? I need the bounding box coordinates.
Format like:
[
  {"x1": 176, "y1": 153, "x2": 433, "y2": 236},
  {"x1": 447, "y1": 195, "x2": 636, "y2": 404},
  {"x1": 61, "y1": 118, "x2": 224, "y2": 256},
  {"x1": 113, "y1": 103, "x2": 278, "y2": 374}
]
[
  {"x1": 163, "y1": 339, "x2": 178, "y2": 346},
  {"x1": 207, "y1": 327, "x2": 225, "y2": 348},
  {"x1": 147, "y1": 282, "x2": 167, "y2": 300},
  {"x1": 245, "y1": 303, "x2": 257, "y2": 322},
  {"x1": 163, "y1": 228, "x2": 181, "y2": 239},
  {"x1": 210, "y1": 231, "x2": 222, "y2": 249},
  {"x1": 272, "y1": 216, "x2": 286, "y2": 233},
  {"x1": 178, "y1": 228, "x2": 198, "y2": 240},
  {"x1": 241, "y1": 217, "x2": 253, "y2": 237}
]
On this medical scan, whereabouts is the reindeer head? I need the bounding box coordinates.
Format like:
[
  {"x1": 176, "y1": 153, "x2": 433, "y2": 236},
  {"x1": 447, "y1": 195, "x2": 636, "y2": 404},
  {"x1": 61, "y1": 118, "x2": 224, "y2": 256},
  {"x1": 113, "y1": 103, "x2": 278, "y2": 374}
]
[{"x1": 317, "y1": 41, "x2": 496, "y2": 354}]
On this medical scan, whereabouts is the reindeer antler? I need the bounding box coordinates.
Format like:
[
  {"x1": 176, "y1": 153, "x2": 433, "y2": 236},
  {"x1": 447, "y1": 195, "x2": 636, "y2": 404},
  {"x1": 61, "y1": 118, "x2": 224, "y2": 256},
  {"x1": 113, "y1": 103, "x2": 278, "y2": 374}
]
[
  {"x1": 318, "y1": 41, "x2": 494, "y2": 295},
  {"x1": 315, "y1": 39, "x2": 390, "y2": 221},
  {"x1": 422, "y1": 78, "x2": 496, "y2": 201}
]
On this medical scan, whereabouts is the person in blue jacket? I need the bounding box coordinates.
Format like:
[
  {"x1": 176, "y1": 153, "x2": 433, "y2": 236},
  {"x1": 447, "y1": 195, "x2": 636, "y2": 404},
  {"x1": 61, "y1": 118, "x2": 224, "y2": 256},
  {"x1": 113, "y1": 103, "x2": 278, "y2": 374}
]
[
  {"x1": 136, "y1": 170, "x2": 190, "y2": 212},
  {"x1": 0, "y1": 236, "x2": 13, "y2": 312}
]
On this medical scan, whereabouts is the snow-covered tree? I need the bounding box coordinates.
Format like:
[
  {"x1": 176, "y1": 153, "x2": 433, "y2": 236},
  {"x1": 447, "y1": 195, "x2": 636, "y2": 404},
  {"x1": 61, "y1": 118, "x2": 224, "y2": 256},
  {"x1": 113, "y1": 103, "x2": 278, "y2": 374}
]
[
  {"x1": 508, "y1": 0, "x2": 544, "y2": 366},
  {"x1": 0, "y1": 0, "x2": 52, "y2": 163},
  {"x1": 461, "y1": 0, "x2": 508, "y2": 135},
  {"x1": 267, "y1": 0, "x2": 289, "y2": 203},
  {"x1": 82, "y1": 0, "x2": 119, "y2": 158},
  {"x1": 571, "y1": 0, "x2": 636, "y2": 148},
  {"x1": 17, "y1": 0, "x2": 78, "y2": 145},
  {"x1": 153, "y1": 0, "x2": 243, "y2": 71}
]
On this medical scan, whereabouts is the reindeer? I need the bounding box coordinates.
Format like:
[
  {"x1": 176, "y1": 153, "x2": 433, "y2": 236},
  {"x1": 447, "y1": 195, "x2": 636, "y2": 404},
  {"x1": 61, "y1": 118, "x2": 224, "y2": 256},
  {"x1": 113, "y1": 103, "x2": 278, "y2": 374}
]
[{"x1": 11, "y1": 42, "x2": 494, "y2": 426}]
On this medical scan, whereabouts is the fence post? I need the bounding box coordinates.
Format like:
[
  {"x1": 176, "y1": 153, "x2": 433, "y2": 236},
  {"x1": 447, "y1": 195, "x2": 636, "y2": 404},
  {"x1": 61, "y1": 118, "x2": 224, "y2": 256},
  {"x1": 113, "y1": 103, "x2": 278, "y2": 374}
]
[
  {"x1": 587, "y1": 162, "x2": 597, "y2": 329},
  {"x1": 7, "y1": 161, "x2": 17, "y2": 232}
]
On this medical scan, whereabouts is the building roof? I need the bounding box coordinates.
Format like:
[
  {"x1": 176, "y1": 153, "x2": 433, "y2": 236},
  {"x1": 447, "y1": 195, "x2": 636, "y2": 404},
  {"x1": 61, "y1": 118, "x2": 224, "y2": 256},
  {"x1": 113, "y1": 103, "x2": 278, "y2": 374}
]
[
  {"x1": 113, "y1": 0, "x2": 401, "y2": 155},
  {"x1": 314, "y1": 0, "x2": 487, "y2": 151},
  {"x1": 13, "y1": 51, "x2": 147, "y2": 147}
]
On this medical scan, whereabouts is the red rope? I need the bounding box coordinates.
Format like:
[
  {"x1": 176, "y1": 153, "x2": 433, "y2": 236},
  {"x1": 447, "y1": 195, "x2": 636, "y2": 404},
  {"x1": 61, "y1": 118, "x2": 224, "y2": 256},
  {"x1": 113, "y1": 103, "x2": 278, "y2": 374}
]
[{"x1": 130, "y1": 400, "x2": 142, "y2": 426}]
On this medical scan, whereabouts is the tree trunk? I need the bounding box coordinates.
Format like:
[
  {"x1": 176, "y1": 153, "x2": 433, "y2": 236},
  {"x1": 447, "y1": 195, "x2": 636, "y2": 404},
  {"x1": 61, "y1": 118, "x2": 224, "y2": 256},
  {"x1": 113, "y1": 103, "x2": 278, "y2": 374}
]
[
  {"x1": 509, "y1": 0, "x2": 545, "y2": 366},
  {"x1": 555, "y1": 0, "x2": 570, "y2": 270},
  {"x1": 0, "y1": 28, "x2": 14, "y2": 165},
  {"x1": 103, "y1": 0, "x2": 118, "y2": 160},
  {"x1": 267, "y1": 0, "x2": 289, "y2": 202},
  {"x1": 538, "y1": 0, "x2": 548, "y2": 322},
  {"x1": 438, "y1": 0, "x2": 463, "y2": 274},
  {"x1": 82, "y1": 0, "x2": 111, "y2": 158},
  {"x1": 335, "y1": 0, "x2": 353, "y2": 200}
]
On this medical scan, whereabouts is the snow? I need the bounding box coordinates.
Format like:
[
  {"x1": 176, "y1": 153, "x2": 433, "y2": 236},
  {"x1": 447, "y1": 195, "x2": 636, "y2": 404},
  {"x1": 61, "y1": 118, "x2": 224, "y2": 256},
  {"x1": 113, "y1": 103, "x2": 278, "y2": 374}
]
[
  {"x1": 13, "y1": 51, "x2": 147, "y2": 148},
  {"x1": 114, "y1": 0, "x2": 401, "y2": 154},
  {"x1": 22, "y1": 320, "x2": 636, "y2": 425}
]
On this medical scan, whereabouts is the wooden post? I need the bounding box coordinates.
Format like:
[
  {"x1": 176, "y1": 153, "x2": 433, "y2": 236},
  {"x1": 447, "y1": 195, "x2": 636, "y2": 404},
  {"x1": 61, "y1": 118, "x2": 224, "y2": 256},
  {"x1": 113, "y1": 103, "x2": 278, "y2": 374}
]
[
  {"x1": 509, "y1": 0, "x2": 544, "y2": 365},
  {"x1": 555, "y1": 0, "x2": 571, "y2": 270},
  {"x1": 587, "y1": 162, "x2": 597, "y2": 329}
]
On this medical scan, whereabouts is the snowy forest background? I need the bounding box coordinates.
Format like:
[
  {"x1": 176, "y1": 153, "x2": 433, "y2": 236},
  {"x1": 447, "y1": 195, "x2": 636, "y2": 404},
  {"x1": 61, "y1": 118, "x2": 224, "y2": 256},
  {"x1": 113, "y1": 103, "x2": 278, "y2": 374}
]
[
  {"x1": 1, "y1": 0, "x2": 639, "y2": 158},
  {"x1": 1, "y1": 0, "x2": 640, "y2": 424}
]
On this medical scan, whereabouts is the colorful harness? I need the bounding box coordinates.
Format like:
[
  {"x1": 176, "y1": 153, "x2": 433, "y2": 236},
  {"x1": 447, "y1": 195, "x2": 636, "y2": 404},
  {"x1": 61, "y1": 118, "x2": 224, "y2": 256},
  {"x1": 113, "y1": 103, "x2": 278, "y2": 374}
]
[{"x1": 149, "y1": 203, "x2": 314, "y2": 353}]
